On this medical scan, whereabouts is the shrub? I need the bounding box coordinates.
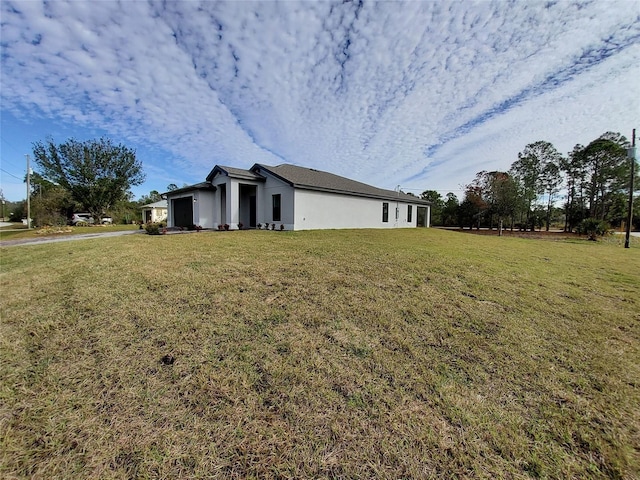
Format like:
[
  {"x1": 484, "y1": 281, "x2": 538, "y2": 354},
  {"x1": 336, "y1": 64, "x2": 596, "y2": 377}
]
[
  {"x1": 144, "y1": 222, "x2": 163, "y2": 235},
  {"x1": 576, "y1": 218, "x2": 612, "y2": 241}
]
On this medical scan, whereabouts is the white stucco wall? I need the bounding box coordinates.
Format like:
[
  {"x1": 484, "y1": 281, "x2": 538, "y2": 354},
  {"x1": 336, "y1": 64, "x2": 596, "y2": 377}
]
[
  {"x1": 166, "y1": 190, "x2": 216, "y2": 228},
  {"x1": 144, "y1": 208, "x2": 167, "y2": 223},
  {"x1": 258, "y1": 175, "x2": 295, "y2": 228},
  {"x1": 293, "y1": 189, "x2": 424, "y2": 230},
  {"x1": 195, "y1": 190, "x2": 216, "y2": 228}
]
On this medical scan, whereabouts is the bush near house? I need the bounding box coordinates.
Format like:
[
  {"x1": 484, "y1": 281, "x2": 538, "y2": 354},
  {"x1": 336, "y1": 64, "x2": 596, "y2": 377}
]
[{"x1": 143, "y1": 222, "x2": 166, "y2": 235}]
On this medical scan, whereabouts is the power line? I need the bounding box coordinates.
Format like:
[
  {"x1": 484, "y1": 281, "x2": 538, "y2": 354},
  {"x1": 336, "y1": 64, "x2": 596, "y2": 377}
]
[{"x1": 0, "y1": 167, "x2": 23, "y2": 180}]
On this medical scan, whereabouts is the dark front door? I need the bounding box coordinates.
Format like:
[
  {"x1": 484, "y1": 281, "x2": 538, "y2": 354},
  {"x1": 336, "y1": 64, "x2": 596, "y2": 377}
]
[
  {"x1": 172, "y1": 197, "x2": 193, "y2": 228},
  {"x1": 249, "y1": 195, "x2": 256, "y2": 228},
  {"x1": 417, "y1": 207, "x2": 427, "y2": 227}
]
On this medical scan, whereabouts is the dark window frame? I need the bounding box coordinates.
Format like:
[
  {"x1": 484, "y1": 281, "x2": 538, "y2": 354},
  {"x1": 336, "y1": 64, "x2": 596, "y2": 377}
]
[
  {"x1": 382, "y1": 202, "x2": 389, "y2": 223},
  {"x1": 272, "y1": 194, "x2": 281, "y2": 222},
  {"x1": 407, "y1": 205, "x2": 413, "y2": 223}
]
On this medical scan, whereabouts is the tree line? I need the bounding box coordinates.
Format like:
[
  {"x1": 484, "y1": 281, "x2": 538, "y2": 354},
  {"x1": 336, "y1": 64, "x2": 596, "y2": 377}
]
[
  {"x1": 420, "y1": 132, "x2": 638, "y2": 235},
  {"x1": 4, "y1": 137, "x2": 178, "y2": 227}
]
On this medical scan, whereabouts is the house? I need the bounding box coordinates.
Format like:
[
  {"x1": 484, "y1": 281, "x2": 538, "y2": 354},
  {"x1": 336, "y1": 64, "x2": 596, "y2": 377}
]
[
  {"x1": 141, "y1": 200, "x2": 168, "y2": 223},
  {"x1": 164, "y1": 163, "x2": 430, "y2": 231}
]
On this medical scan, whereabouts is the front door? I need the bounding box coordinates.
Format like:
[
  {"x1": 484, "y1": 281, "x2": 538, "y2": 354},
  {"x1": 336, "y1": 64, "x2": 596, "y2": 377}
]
[{"x1": 417, "y1": 207, "x2": 427, "y2": 227}]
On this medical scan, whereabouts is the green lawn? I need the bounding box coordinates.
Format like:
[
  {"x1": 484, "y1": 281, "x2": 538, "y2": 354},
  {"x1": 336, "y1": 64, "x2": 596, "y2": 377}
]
[{"x1": 1, "y1": 229, "x2": 638, "y2": 479}]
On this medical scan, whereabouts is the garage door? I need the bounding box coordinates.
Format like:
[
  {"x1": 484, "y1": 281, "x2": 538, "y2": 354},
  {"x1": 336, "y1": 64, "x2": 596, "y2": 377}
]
[{"x1": 172, "y1": 197, "x2": 193, "y2": 228}]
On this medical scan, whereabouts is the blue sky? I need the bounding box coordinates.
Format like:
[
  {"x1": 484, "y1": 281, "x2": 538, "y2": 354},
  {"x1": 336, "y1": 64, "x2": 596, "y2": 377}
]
[{"x1": 1, "y1": 0, "x2": 639, "y2": 202}]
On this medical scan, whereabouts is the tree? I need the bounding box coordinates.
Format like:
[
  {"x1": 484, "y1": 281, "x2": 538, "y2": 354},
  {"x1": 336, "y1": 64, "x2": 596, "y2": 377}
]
[
  {"x1": 510, "y1": 141, "x2": 562, "y2": 230},
  {"x1": 486, "y1": 172, "x2": 519, "y2": 235},
  {"x1": 442, "y1": 193, "x2": 459, "y2": 226},
  {"x1": 166, "y1": 183, "x2": 178, "y2": 191},
  {"x1": 138, "y1": 190, "x2": 161, "y2": 205},
  {"x1": 580, "y1": 132, "x2": 631, "y2": 222},
  {"x1": 32, "y1": 137, "x2": 145, "y2": 223},
  {"x1": 27, "y1": 173, "x2": 74, "y2": 227},
  {"x1": 560, "y1": 145, "x2": 588, "y2": 232},
  {"x1": 420, "y1": 190, "x2": 444, "y2": 225},
  {"x1": 466, "y1": 171, "x2": 519, "y2": 235},
  {"x1": 540, "y1": 161, "x2": 562, "y2": 231},
  {"x1": 459, "y1": 185, "x2": 486, "y2": 229}
]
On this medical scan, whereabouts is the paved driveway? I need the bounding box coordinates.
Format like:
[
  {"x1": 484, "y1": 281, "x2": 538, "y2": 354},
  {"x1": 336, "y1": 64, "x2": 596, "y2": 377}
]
[{"x1": 0, "y1": 228, "x2": 144, "y2": 247}]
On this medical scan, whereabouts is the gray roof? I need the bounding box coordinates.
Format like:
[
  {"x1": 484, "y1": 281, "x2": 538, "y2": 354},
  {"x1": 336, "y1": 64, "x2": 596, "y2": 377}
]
[
  {"x1": 253, "y1": 164, "x2": 430, "y2": 204},
  {"x1": 141, "y1": 200, "x2": 168, "y2": 209},
  {"x1": 206, "y1": 165, "x2": 265, "y2": 182},
  {"x1": 163, "y1": 182, "x2": 216, "y2": 196}
]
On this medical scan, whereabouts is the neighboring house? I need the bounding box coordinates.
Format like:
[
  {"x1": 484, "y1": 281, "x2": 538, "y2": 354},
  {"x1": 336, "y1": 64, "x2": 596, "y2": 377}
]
[
  {"x1": 141, "y1": 200, "x2": 168, "y2": 223},
  {"x1": 164, "y1": 163, "x2": 431, "y2": 231}
]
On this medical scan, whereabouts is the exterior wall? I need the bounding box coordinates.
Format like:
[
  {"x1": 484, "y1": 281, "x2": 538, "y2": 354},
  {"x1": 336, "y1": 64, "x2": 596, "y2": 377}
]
[
  {"x1": 141, "y1": 206, "x2": 167, "y2": 223},
  {"x1": 166, "y1": 191, "x2": 215, "y2": 228},
  {"x1": 195, "y1": 190, "x2": 216, "y2": 228},
  {"x1": 165, "y1": 169, "x2": 430, "y2": 231},
  {"x1": 151, "y1": 208, "x2": 167, "y2": 223},
  {"x1": 258, "y1": 175, "x2": 295, "y2": 228},
  {"x1": 293, "y1": 189, "x2": 422, "y2": 230},
  {"x1": 166, "y1": 192, "x2": 190, "y2": 228},
  {"x1": 212, "y1": 176, "x2": 263, "y2": 229}
]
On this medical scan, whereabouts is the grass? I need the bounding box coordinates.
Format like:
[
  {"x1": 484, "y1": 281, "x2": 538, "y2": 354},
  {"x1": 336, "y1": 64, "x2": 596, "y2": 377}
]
[
  {"x1": 0, "y1": 223, "x2": 139, "y2": 241},
  {"x1": 1, "y1": 228, "x2": 639, "y2": 479}
]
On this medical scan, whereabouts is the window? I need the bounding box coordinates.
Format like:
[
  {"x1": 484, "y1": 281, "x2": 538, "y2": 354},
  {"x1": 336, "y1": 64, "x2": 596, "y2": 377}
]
[
  {"x1": 272, "y1": 194, "x2": 281, "y2": 221},
  {"x1": 407, "y1": 205, "x2": 413, "y2": 222},
  {"x1": 382, "y1": 202, "x2": 389, "y2": 222}
]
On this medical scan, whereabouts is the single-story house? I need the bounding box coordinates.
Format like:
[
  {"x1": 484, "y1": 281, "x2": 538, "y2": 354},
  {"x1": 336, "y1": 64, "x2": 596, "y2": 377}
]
[
  {"x1": 164, "y1": 163, "x2": 431, "y2": 231},
  {"x1": 141, "y1": 200, "x2": 168, "y2": 223}
]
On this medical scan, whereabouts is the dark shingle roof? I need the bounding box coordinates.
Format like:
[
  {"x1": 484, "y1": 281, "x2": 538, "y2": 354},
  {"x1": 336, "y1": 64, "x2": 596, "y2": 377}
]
[
  {"x1": 162, "y1": 182, "x2": 216, "y2": 196},
  {"x1": 206, "y1": 165, "x2": 265, "y2": 182},
  {"x1": 252, "y1": 164, "x2": 430, "y2": 204}
]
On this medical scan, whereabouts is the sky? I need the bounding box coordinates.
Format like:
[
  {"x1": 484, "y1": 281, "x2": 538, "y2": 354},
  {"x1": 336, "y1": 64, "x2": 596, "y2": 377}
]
[{"x1": 1, "y1": 0, "x2": 639, "y2": 203}]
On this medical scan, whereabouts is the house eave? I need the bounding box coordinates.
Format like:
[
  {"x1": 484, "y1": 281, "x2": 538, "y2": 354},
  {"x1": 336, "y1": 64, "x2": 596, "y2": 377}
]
[
  {"x1": 162, "y1": 183, "x2": 216, "y2": 196},
  {"x1": 294, "y1": 184, "x2": 431, "y2": 204}
]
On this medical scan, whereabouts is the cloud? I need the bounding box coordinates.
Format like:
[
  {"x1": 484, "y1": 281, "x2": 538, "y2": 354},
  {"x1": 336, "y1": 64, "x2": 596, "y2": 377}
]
[{"x1": 1, "y1": 0, "x2": 638, "y2": 199}]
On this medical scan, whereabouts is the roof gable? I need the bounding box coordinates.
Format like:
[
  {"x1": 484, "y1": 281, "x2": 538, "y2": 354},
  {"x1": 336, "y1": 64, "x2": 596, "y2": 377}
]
[
  {"x1": 252, "y1": 164, "x2": 430, "y2": 204},
  {"x1": 206, "y1": 165, "x2": 265, "y2": 182}
]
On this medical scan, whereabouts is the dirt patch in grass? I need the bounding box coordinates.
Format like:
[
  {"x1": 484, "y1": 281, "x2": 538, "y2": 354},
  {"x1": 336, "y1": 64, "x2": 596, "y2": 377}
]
[
  {"x1": 1, "y1": 229, "x2": 639, "y2": 479},
  {"x1": 448, "y1": 227, "x2": 581, "y2": 241}
]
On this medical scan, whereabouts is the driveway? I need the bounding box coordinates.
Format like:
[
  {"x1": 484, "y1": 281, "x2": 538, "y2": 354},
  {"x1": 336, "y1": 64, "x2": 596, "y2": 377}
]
[{"x1": 0, "y1": 228, "x2": 144, "y2": 247}]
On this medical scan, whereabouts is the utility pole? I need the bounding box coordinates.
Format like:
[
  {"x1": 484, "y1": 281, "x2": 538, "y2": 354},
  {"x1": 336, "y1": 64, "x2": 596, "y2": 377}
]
[
  {"x1": 26, "y1": 154, "x2": 31, "y2": 229},
  {"x1": 624, "y1": 128, "x2": 636, "y2": 249}
]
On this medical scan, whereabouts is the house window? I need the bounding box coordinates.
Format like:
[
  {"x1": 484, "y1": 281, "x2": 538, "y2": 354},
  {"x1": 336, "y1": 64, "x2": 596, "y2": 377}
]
[
  {"x1": 407, "y1": 205, "x2": 413, "y2": 222},
  {"x1": 272, "y1": 194, "x2": 281, "y2": 221},
  {"x1": 382, "y1": 202, "x2": 389, "y2": 222}
]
